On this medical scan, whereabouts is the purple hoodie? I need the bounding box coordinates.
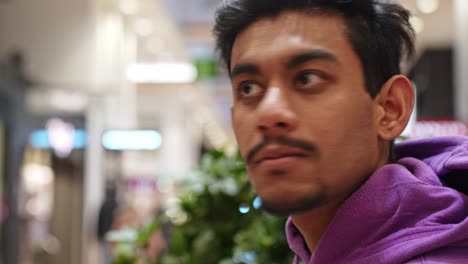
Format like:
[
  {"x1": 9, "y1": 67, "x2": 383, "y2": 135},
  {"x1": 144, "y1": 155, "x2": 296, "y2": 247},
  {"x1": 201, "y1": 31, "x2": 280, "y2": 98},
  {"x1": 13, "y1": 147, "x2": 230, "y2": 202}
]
[{"x1": 286, "y1": 136, "x2": 468, "y2": 263}]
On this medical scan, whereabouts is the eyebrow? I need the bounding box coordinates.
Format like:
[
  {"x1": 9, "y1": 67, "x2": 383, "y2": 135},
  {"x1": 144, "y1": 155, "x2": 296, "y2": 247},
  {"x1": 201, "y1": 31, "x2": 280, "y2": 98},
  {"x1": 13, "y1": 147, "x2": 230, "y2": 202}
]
[
  {"x1": 230, "y1": 63, "x2": 261, "y2": 79},
  {"x1": 230, "y1": 49, "x2": 339, "y2": 79},
  {"x1": 286, "y1": 50, "x2": 339, "y2": 68}
]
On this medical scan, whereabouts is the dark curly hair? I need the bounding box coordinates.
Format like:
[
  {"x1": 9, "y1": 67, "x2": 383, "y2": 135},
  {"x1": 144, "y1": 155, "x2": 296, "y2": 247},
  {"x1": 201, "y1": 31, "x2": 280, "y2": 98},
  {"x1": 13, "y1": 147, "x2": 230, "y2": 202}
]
[{"x1": 213, "y1": 0, "x2": 415, "y2": 97}]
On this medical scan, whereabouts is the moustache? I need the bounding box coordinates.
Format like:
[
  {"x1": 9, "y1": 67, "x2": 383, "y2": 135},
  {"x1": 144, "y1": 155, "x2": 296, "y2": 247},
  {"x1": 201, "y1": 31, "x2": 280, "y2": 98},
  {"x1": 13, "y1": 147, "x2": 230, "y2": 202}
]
[{"x1": 246, "y1": 136, "x2": 318, "y2": 164}]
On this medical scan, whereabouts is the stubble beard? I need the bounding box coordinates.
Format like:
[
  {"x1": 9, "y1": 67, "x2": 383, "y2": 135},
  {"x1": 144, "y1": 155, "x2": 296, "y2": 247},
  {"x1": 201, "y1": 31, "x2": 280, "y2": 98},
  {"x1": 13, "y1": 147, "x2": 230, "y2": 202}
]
[{"x1": 260, "y1": 190, "x2": 327, "y2": 216}]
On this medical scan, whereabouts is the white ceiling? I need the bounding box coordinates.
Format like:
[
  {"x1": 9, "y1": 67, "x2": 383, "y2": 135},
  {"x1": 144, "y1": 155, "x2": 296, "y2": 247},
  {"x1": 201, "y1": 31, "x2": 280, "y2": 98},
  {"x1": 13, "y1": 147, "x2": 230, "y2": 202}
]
[{"x1": 162, "y1": 0, "x2": 455, "y2": 51}]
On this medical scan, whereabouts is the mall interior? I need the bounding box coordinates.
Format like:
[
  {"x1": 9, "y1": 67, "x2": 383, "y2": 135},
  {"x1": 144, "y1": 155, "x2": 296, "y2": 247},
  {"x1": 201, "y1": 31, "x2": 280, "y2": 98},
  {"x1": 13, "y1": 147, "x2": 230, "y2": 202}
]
[{"x1": 0, "y1": 0, "x2": 468, "y2": 263}]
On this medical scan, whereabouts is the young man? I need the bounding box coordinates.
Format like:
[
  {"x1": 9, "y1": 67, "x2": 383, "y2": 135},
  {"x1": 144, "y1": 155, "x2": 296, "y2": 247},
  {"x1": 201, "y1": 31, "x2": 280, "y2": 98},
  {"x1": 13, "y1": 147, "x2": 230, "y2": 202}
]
[{"x1": 213, "y1": 0, "x2": 468, "y2": 263}]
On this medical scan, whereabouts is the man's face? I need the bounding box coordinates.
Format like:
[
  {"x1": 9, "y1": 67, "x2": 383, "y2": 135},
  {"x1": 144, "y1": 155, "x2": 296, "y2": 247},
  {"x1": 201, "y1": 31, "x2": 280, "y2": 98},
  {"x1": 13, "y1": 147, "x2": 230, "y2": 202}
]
[{"x1": 230, "y1": 11, "x2": 384, "y2": 215}]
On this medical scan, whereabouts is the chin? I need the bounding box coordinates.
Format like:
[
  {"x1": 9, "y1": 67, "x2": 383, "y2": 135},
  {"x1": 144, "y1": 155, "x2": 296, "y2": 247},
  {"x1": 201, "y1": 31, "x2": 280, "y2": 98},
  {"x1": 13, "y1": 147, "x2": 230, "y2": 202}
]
[{"x1": 259, "y1": 190, "x2": 326, "y2": 216}]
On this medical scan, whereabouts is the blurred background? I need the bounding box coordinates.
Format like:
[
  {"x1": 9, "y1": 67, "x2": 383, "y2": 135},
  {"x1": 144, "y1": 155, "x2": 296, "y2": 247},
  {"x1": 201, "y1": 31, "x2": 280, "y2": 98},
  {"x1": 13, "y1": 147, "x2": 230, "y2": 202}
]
[{"x1": 0, "y1": 0, "x2": 467, "y2": 263}]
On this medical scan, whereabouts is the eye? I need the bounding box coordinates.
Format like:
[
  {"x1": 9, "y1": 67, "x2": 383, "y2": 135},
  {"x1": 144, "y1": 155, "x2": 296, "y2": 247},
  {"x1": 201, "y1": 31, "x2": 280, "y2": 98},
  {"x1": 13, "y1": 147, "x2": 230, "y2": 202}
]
[
  {"x1": 295, "y1": 71, "x2": 324, "y2": 90},
  {"x1": 237, "y1": 82, "x2": 263, "y2": 98}
]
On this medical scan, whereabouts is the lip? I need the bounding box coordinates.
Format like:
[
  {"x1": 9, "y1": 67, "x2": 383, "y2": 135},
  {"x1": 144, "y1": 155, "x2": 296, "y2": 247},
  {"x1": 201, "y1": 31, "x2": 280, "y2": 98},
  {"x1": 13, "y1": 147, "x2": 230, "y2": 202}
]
[{"x1": 254, "y1": 146, "x2": 309, "y2": 165}]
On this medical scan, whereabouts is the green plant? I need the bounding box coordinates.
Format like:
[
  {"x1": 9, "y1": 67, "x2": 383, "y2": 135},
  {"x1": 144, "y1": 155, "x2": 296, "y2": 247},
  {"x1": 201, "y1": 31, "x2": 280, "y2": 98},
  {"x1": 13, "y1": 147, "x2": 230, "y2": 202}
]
[
  {"x1": 111, "y1": 149, "x2": 294, "y2": 263},
  {"x1": 159, "y1": 149, "x2": 293, "y2": 264}
]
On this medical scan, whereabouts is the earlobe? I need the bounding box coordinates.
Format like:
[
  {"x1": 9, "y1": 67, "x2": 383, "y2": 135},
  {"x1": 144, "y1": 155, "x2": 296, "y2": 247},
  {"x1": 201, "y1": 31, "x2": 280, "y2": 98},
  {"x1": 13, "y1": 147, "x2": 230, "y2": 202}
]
[{"x1": 376, "y1": 75, "x2": 415, "y2": 141}]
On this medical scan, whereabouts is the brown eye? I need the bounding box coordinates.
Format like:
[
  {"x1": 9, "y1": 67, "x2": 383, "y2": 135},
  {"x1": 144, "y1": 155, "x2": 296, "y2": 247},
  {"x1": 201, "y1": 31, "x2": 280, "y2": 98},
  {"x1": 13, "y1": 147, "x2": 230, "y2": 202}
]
[
  {"x1": 238, "y1": 82, "x2": 263, "y2": 97},
  {"x1": 295, "y1": 72, "x2": 324, "y2": 90}
]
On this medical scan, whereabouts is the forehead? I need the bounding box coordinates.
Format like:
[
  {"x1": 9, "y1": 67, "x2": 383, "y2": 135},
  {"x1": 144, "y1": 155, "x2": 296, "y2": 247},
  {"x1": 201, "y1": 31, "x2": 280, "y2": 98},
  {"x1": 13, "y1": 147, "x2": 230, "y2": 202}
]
[{"x1": 231, "y1": 11, "x2": 355, "y2": 71}]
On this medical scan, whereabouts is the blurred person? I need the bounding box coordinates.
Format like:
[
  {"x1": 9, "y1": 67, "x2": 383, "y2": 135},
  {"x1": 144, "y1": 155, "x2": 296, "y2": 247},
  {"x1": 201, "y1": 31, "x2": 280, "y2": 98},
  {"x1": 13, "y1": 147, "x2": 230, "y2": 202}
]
[
  {"x1": 97, "y1": 185, "x2": 119, "y2": 264},
  {"x1": 213, "y1": 0, "x2": 468, "y2": 263},
  {"x1": 98, "y1": 185, "x2": 119, "y2": 241}
]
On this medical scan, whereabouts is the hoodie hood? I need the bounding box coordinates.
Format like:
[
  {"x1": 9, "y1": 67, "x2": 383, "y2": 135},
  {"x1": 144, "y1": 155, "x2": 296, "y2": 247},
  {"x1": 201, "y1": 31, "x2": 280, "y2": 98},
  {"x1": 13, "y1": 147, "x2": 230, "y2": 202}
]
[
  {"x1": 286, "y1": 136, "x2": 468, "y2": 264},
  {"x1": 395, "y1": 136, "x2": 468, "y2": 195}
]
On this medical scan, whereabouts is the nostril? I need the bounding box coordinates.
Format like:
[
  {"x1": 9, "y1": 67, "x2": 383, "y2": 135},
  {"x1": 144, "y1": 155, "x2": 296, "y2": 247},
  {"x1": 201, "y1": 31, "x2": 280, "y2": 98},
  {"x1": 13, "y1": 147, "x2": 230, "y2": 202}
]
[
  {"x1": 258, "y1": 122, "x2": 290, "y2": 132},
  {"x1": 276, "y1": 122, "x2": 288, "y2": 128}
]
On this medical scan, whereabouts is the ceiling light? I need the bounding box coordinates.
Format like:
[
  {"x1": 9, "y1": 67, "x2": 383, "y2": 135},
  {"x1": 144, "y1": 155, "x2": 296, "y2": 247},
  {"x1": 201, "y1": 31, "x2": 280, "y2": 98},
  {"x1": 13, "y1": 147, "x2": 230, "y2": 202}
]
[
  {"x1": 29, "y1": 129, "x2": 87, "y2": 149},
  {"x1": 126, "y1": 62, "x2": 197, "y2": 84},
  {"x1": 102, "y1": 130, "x2": 162, "y2": 150},
  {"x1": 416, "y1": 0, "x2": 440, "y2": 14},
  {"x1": 118, "y1": 0, "x2": 139, "y2": 15}
]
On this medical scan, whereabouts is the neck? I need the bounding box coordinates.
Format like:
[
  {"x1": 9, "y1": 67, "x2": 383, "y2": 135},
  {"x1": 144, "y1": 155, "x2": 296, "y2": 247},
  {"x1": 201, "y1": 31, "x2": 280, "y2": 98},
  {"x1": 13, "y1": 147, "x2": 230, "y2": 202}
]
[
  {"x1": 291, "y1": 143, "x2": 392, "y2": 252},
  {"x1": 290, "y1": 201, "x2": 342, "y2": 252},
  {"x1": 291, "y1": 155, "x2": 390, "y2": 252}
]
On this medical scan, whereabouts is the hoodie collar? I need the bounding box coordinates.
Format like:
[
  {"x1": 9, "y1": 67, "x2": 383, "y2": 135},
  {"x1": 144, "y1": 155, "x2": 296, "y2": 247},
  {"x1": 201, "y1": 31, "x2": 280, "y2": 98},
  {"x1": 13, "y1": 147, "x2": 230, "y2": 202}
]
[{"x1": 286, "y1": 218, "x2": 311, "y2": 263}]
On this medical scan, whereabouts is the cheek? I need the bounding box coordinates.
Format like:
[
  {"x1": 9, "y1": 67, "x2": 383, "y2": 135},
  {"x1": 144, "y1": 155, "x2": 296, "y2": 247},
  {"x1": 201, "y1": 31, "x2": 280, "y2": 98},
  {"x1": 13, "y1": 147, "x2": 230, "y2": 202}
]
[
  {"x1": 305, "y1": 94, "x2": 377, "y2": 163},
  {"x1": 232, "y1": 108, "x2": 255, "y2": 156},
  {"x1": 319, "y1": 101, "x2": 378, "y2": 175}
]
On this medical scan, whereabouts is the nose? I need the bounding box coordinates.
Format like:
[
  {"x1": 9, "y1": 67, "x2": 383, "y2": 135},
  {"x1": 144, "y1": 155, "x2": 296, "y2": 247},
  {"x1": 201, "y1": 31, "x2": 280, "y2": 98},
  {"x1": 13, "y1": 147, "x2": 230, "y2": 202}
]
[{"x1": 256, "y1": 87, "x2": 298, "y2": 136}]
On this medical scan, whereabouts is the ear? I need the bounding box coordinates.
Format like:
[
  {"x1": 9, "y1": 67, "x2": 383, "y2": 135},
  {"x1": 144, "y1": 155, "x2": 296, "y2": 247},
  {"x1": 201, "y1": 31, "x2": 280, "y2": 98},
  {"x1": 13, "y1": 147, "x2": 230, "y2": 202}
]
[{"x1": 375, "y1": 75, "x2": 415, "y2": 141}]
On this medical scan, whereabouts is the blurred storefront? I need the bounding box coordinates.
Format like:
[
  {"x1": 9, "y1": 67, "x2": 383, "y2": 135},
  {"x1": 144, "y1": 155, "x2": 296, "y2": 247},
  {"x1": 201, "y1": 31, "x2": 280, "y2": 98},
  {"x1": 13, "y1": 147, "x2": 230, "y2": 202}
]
[
  {"x1": 0, "y1": 52, "x2": 30, "y2": 264},
  {"x1": 0, "y1": 0, "x2": 230, "y2": 262},
  {"x1": 16, "y1": 117, "x2": 85, "y2": 264}
]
